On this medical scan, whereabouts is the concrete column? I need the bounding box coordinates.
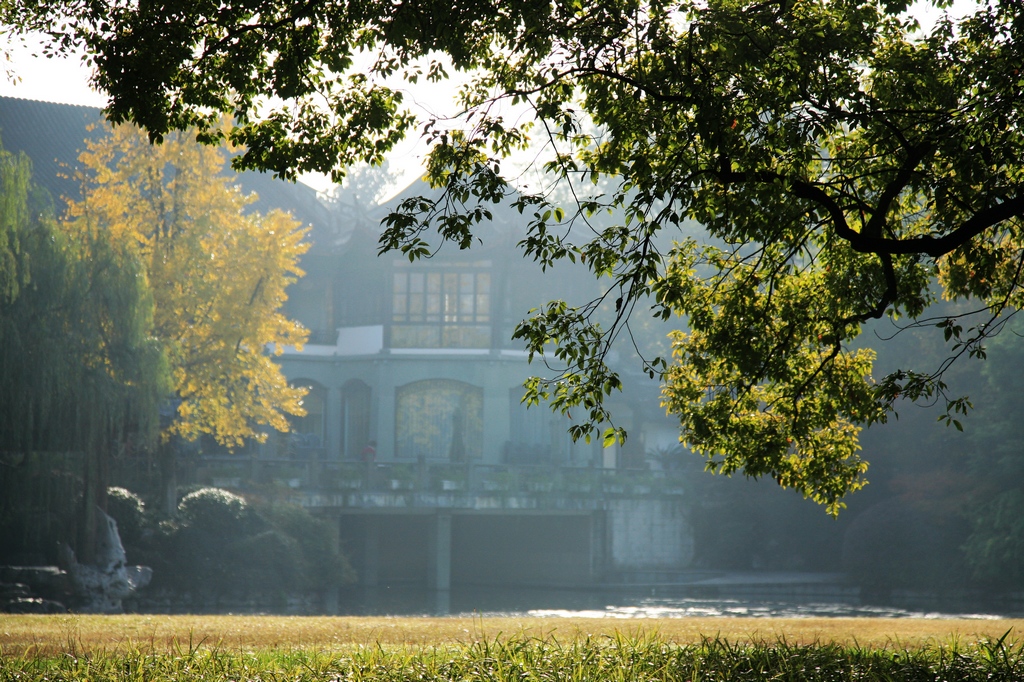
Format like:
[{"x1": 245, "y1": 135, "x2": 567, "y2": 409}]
[
  {"x1": 377, "y1": 380, "x2": 396, "y2": 460},
  {"x1": 433, "y1": 588, "x2": 451, "y2": 616},
  {"x1": 326, "y1": 386, "x2": 343, "y2": 460},
  {"x1": 481, "y1": 377, "x2": 506, "y2": 464},
  {"x1": 362, "y1": 516, "x2": 380, "y2": 587},
  {"x1": 590, "y1": 510, "x2": 608, "y2": 582},
  {"x1": 426, "y1": 511, "x2": 452, "y2": 591}
]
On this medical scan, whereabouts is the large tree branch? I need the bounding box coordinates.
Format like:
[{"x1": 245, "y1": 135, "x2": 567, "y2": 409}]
[
  {"x1": 842, "y1": 196, "x2": 1024, "y2": 258},
  {"x1": 719, "y1": 164, "x2": 1024, "y2": 259},
  {"x1": 861, "y1": 143, "x2": 933, "y2": 240},
  {"x1": 509, "y1": 65, "x2": 692, "y2": 104}
]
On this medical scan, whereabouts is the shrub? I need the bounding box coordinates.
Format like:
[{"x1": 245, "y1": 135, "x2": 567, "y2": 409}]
[
  {"x1": 841, "y1": 498, "x2": 967, "y2": 589},
  {"x1": 256, "y1": 501, "x2": 356, "y2": 590},
  {"x1": 177, "y1": 487, "x2": 248, "y2": 536},
  {"x1": 106, "y1": 486, "x2": 146, "y2": 548},
  {"x1": 963, "y1": 489, "x2": 1024, "y2": 589},
  {"x1": 228, "y1": 529, "x2": 303, "y2": 594},
  {"x1": 145, "y1": 489, "x2": 354, "y2": 599}
]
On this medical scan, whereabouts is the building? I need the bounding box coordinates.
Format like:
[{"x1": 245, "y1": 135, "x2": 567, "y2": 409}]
[
  {"x1": 1, "y1": 96, "x2": 695, "y2": 590},
  {"x1": 274, "y1": 180, "x2": 653, "y2": 469}
]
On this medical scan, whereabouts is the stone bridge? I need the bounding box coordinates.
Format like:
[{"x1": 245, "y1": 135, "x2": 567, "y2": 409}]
[{"x1": 190, "y1": 458, "x2": 696, "y2": 590}]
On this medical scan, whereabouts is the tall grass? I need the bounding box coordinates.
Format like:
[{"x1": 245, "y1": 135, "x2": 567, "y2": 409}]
[{"x1": 2, "y1": 632, "x2": 1023, "y2": 682}]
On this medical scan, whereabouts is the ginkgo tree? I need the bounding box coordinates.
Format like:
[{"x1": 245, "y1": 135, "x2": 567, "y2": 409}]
[
  {"x1": 13, "y1": 0, "x2": 1024, "y2": 512},
  {"x1": 67, "y1": 124, "x2": 310, "y2": 448}
]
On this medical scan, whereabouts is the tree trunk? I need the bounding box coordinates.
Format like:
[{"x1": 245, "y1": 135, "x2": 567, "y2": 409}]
[
  {"x1": 159, "y1": 440, "x2": 177, "y2": 517},
  {"x1": 78, "y1": 446, "x2": 104, "y2": 565}
]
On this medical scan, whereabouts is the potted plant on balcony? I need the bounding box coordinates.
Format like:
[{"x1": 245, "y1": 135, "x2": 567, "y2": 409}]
[
  {"x1": 388, "y1": 463, "x2": 417, "y2": 491},
  {"x1": 522, "y1": 468, "x2": 555, "y2": 493},
  {"x1": 432, "y1": 464, "x2": 467, "y2": 492},
  {"x1": 481, "y1": 469, "x2": 515, "y2": 492}
]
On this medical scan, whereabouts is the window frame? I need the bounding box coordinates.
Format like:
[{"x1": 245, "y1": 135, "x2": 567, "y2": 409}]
[{"x1": 390, "y1": 261, "x2": 493, "y2": 349}]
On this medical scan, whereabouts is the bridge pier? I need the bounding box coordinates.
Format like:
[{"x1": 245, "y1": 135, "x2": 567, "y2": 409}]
[
  {"x1": 320, "y1": 478, "x2": 693, "y2": 589},
  {"x1": 590, "y1": 510, "x2": 608, "y2": 582},
  {"x1": 362, "y1": 516, "x2": 380, "y2": 587},
  {"x1": 426, "y1": 511, "x2": 452, "y2": 591}
]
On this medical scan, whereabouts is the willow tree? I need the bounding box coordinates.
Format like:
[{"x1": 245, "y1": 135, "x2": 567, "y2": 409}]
[
  {"x1": 0, "y1": 139, "x2": 167, "y2": 563},
  {"x1": 13, "y1": 0, "x2": 1024, "y2": 511},
  {"x1": 67, "y1": 125, "x2": 310, "y2": 460}
]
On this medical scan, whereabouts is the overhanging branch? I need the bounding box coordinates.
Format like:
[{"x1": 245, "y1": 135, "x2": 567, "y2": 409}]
[{"x1": 718, "y1": 163, "x2": 1024, "y2": 260}]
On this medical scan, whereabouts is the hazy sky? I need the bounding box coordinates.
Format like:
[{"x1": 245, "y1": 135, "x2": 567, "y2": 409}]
[
  {"x1": 0, "y1": 32, "x2": 439, "y2": 195},
  {"x1": 1, "y1": 34, "x2": 103, "y2": 107}
]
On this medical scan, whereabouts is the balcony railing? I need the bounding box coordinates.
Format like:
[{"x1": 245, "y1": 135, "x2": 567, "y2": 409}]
[{"x1": 179, "y1": 457, "x2": 688, "y2": 499}]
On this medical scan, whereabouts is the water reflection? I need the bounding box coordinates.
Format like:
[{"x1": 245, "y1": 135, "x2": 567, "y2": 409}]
[
  {"x1": 530, "y1": 598, "x2": 1005, "y2": 620},
  {"x1": 336, "y1": 586, "x2": 1017, "y2": 620}
]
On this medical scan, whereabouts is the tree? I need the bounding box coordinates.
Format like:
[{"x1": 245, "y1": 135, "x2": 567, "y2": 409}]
[
  {"x1": 957, "y1": 322, "x2": 1024, "y2": 588},
  {"x1": 14, "y1": 0, "x2": 1024, "y2": 511},
  {"x1": 0, "y1": 136, "x2": 167, "y2": 562},
  {"x1": 337, "y1": 160, "x2": 400, "y2": 207},
  {"x1": 67, "y1": 123, "x2": 310, "y2": 448},
  {"x1": 325, "y1": 159, "x2": 400, "y2": 223}
]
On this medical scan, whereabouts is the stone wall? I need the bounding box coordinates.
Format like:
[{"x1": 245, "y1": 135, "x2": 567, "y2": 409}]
[{"x1": 608, "y1": 499, "x2": 694, "y2": 571}]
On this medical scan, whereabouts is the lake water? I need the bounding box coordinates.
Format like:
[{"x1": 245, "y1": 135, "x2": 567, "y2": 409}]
[{"x1": 333, "y1": 585, "x2": 1019, "y2": 620}]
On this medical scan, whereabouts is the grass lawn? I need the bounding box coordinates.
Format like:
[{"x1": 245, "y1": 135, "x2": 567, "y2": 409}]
[
  {"x1": 2, "y1": 616, "x2": 1024, "y2": 682},
  {"x1": 1, "y1": 614, "x2": 1022, "y2": 655}
]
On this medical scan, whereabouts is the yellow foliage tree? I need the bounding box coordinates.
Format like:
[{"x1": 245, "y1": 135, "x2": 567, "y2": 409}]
[{"x1": 68, "y1": 124, "x2": 309, "y2": 447}]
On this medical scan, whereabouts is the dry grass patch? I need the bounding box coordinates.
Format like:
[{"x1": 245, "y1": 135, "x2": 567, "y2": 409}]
[{"x1": 1, "y1": 614, "x2": 1021, "y2": 656}]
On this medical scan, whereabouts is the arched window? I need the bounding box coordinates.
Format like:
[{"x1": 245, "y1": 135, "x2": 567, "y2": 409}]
[
  {"x1": 506, "y1": 386, "x2": 552, "y2": 464},
  {"x1": 340, "y1": 379, "x2": 372, "y2": 459},
  {"x1": 395, "y1": 380, "x2": 482, "y2": 460},
  {"x1": 290, "y1": 381, "x2": 326, "y2": 454}
]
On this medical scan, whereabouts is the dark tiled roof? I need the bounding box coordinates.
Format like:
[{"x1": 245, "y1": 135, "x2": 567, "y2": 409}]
[
  {"x1": 0, "y1": 96, "x2": 104, "y2": 208},
  {"x1": 0, "y1": 96, "x2": 333, "y2": 238},
  {"x1": 235, "y1": 169, "x2": 333, "y2": 238}
]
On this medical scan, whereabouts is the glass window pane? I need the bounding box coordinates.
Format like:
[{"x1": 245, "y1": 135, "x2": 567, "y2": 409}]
[
  {"x1": 409, "y1": 272, "x2": 424, "y2": 293},
  {"x1": 442, "y1": 325, "x2": 489, "y2": 348},
  {"x1": 444, "y1": 273, "x2": 458, "y2": 294},
  {"x1": 392, "y1": 325, "x2": 440, "y2": 348},
  {"x1": 409, "y1": 292, "x2": 424, "y2": 319}
]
